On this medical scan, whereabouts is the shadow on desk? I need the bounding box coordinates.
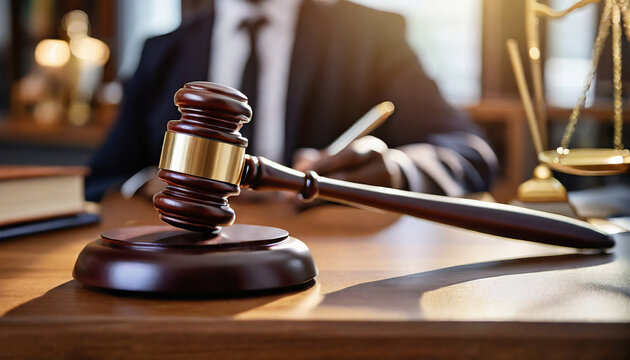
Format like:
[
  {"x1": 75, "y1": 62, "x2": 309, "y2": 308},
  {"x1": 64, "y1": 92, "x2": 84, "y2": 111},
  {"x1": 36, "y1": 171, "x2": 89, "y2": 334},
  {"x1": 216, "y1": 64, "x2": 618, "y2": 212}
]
[
  {"x1": 2, "y1": 252, "x2": 615, "y2": 320},
  {"x1": 1, "y1": 248, "x2": 628, "y2": 359},
  {"x1": 3, "y1": 280, "x2": 316, "y2": 319},
  {"x1": 320, "y1": 252, "x2": 616, "y2": 317}
]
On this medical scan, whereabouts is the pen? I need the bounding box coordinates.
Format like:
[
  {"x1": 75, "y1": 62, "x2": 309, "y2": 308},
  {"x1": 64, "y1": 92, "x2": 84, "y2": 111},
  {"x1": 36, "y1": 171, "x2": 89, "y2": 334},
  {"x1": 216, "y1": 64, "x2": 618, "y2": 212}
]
[{"x1": 325, "y1": 101, "x2": 395, "y2": 156}]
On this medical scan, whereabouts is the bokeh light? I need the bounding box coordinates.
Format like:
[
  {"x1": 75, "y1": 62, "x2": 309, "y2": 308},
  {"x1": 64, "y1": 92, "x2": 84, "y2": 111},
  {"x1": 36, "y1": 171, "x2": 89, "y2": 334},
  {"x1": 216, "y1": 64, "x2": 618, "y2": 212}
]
[
  {"x1": 70, "y1": 36, "x2": 110, "y2": 65},
  {"x1": 34, "y1": 39, "x2": 71, "y2": 67},
  {"x1": 63, "y1": 10, "x2": 89, "y2": 38}
]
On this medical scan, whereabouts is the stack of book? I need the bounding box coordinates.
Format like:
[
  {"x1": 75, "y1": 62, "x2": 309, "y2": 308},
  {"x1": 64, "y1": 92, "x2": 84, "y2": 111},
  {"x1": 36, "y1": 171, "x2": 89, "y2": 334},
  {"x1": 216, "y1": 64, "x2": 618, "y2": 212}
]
[{"x1": 0, "y1": 166, "x2": 100, "y2": 239}]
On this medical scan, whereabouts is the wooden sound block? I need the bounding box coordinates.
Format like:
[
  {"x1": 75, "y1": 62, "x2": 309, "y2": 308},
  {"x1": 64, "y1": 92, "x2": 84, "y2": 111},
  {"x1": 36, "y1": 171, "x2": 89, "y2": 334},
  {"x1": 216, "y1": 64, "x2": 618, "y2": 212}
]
[{"x1": 73, "y1": 224, "x2": 318, "y2": 295}]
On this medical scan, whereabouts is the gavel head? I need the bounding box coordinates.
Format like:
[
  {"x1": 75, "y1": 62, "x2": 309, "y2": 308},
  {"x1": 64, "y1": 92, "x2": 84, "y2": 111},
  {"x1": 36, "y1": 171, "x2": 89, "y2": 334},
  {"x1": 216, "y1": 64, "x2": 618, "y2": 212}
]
[{"x1": 152, "y1": 82, "x2": 251, "y2": 234}]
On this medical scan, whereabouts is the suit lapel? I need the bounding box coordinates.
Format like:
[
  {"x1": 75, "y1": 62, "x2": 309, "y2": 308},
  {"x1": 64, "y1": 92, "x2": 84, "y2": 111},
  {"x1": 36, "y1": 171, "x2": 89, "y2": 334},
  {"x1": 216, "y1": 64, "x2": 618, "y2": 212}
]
[{"x1": 284, "y1": 0, "x2": 331, "y2": 162}]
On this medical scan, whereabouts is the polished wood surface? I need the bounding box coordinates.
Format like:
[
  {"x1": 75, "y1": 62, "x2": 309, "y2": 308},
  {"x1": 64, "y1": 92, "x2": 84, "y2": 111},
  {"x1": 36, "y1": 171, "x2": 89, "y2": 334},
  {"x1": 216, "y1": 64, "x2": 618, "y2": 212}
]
[
  {"x1": 1, "y1": 193, "x2": 629, "y2": 359},
  {"x1": 241, "y1": 155, "x2": 613, "y2": 249},
  {"x1": 73, "y1": 224, "x2": 317, "y2": 294},
  {"x1": 154, "y1": 82, "x2": 250, "y2": 232}
]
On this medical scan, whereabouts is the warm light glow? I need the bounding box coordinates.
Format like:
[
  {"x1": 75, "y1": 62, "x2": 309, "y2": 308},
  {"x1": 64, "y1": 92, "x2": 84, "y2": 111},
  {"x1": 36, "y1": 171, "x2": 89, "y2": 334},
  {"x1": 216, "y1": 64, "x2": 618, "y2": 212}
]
[
  {"x1": 68, "y1": 100, "x2": 92, "y2": 126},
  {"x1": 33, "y1": 99, "x2": 63, "y2": 124},
  {"x1": 34, "y1": 39, "x2": 71, "y2": 68},
  {"x1": 63, "y1": 10, "x2": 89, "y2": 38},
  {"x1": 529, "y1": 47, "x2": 541, "y2": 60},
  {"x1": 70, "y1": 36, "x2": 110, "y2": 65}
]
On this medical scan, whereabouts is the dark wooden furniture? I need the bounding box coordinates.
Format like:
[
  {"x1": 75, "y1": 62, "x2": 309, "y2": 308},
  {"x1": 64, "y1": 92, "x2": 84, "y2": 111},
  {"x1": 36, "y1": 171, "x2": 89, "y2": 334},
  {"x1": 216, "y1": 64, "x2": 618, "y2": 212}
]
[
  {"x1": 0, "y1": 118, "x2": 111, "y2": 149},
  {"x1": 73, "y1": 224, "x2": 317, "y2": 294},
  {"x1": 0, "y1": 193, "x2": 629, "y2": 359}
]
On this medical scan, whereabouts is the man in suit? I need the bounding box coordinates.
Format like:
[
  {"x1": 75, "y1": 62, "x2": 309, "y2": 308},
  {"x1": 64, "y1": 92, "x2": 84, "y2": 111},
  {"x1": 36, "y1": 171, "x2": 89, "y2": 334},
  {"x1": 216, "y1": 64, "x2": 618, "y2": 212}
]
[{"x1": 86, "y1": 0, "x2": 498, "y2": 201}]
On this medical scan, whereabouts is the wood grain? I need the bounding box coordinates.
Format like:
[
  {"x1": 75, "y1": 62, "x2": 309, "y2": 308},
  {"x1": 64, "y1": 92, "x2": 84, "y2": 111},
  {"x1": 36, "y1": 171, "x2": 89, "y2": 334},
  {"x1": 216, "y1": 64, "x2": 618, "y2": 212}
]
[
  {"x1": 242, "y1": 155, "x2": 614, "y2": 249},
  {"x1": 0, "y1": 192, "x2": 629, "y2": 359}
]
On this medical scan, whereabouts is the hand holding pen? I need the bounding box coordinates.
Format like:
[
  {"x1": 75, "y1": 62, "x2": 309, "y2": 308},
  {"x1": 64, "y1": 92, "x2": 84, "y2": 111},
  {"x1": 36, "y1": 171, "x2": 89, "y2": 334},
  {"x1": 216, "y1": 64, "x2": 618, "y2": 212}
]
[{"x1": 292, "y1": 101, "x2": 406, "y2": 189}]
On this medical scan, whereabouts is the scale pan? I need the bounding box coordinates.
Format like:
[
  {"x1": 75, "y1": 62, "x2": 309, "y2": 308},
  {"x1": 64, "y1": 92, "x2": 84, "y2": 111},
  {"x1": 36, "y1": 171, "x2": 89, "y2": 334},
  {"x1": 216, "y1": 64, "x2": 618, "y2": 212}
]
[{"x1": 539, "y1": 148, "x2": 630, "y2": 176}]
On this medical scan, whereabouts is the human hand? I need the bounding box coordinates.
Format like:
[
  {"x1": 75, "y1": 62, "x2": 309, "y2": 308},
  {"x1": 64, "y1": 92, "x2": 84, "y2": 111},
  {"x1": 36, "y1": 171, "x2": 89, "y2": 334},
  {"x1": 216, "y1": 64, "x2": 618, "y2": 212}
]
[{"x1": 293, "y1": 136, "x2": 406, "y2": 189}]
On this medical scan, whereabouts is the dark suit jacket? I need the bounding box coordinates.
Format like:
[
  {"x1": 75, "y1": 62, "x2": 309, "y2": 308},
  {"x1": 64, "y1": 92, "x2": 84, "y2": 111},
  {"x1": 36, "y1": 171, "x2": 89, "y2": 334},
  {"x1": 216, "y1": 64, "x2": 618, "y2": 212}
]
[{"x1": 86, "y1": 0, "x2": 497, "y2": 201}]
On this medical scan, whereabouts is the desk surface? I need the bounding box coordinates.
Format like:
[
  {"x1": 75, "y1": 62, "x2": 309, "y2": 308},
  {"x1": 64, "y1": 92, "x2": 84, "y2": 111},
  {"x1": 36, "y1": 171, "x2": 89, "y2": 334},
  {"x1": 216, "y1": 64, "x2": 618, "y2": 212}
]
[{"x1": 1, "y1": 193, "x2": 629, "y2": 359}]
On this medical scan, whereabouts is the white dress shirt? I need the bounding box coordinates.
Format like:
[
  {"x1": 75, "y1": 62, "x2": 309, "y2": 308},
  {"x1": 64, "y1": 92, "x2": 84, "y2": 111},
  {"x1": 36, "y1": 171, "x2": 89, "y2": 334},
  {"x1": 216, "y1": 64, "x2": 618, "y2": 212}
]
[{"x1": 210, "y1": 0, "x2": 302, "y2": 161}]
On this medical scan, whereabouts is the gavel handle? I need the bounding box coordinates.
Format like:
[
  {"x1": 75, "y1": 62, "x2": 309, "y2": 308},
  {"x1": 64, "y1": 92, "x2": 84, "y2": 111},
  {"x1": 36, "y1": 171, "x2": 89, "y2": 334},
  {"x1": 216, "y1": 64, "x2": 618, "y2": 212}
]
[{"x1": 240, "y1": 156, "x2": 614, "y2": 249}]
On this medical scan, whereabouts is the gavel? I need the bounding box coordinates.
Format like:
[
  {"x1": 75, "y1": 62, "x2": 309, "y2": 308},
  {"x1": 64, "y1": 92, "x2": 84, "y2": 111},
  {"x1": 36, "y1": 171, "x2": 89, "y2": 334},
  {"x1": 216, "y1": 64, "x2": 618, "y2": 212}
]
[
  {"x1": 73, "y1": 81, "x2": 614, "y2": 295},
  {"x1": 153, "y1": 81, "x2": 613, "y2": 250}
]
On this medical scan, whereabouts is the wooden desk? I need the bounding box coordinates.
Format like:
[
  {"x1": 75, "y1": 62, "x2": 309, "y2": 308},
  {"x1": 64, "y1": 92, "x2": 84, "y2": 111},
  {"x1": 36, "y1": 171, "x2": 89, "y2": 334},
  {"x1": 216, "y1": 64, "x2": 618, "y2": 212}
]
[{"x1": 1, "y1": 194, "x2": 629, "y2": 359}]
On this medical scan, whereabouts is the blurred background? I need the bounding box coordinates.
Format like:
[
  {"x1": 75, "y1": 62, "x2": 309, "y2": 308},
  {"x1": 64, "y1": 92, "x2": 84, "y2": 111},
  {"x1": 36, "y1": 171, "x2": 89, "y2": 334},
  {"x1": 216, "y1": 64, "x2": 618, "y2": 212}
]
[{"x1": 0, "y1": 0, "x2": 627, "y2": 201}]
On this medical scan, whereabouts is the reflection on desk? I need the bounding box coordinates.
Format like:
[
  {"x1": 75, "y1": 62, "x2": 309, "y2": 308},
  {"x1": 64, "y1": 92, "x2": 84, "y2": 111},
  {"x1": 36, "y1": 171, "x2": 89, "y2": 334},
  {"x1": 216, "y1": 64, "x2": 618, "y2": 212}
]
[{"x1": 0, "y1": 193, "x2": 629, "y2": 359}]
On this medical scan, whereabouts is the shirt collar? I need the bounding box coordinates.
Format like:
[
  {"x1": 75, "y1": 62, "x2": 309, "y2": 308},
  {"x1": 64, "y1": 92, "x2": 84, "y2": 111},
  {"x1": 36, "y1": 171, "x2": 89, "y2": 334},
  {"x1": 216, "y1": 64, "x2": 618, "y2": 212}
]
[{"x1": 214, "y1": 0, "x2": 303, "y2": 31}]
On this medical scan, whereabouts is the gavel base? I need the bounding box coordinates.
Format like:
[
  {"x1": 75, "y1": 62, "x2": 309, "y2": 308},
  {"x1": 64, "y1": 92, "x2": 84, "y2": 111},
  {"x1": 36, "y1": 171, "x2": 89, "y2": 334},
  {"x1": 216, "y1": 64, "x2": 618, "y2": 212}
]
[{"x1": 73, "y1": 224, "x2": 318, "y2": 294}]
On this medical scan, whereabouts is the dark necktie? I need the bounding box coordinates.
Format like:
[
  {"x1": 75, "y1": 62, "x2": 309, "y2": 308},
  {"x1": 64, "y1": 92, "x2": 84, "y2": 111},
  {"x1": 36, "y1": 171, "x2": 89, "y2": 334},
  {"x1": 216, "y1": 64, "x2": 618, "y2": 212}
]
[{"x1": 239, "y1": 17, "x2": 268, "y2": 151}]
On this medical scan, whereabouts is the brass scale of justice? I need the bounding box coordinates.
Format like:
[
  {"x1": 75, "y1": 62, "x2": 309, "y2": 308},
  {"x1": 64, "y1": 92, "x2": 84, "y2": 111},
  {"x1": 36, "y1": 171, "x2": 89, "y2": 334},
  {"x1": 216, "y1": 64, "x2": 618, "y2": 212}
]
[
  {"x1": 509, "y1": 0, "x2": 630, "y2": 203},
  {"x1": 73, "y1": 0, "x2": 626, "y2": 295}
]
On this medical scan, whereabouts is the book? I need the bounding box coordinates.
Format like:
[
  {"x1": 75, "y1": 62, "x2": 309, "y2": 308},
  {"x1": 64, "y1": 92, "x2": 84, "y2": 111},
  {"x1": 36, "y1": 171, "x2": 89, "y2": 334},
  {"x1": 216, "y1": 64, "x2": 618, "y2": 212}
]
[
  {"x1": 0, "y1": 166, "x2": 89, "y2": 227},
  {"x1": 0, "y1": 212, "x2": 100, "y2": 240}
]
